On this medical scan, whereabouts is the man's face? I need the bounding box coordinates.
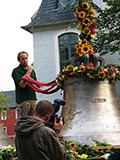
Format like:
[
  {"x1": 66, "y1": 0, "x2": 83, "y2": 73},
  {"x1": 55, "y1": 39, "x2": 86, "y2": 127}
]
[{"x1": 19, "y1": 53, "x2": 28, "y2": 68}]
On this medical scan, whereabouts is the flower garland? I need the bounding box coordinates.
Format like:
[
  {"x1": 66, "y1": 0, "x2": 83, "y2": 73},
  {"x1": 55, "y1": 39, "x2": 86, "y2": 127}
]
[
  {"x1": 56, "y1": 64, "x2": 120, "y2": 88},
  {"x1": 74, "y1": 1, "x2": 96, "y2": 57}
]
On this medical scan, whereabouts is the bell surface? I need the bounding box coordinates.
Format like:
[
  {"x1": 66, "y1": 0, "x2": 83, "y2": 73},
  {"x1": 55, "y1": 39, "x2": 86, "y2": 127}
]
[{"x1": 60, "y1": 77, "x2": 120, "y2": 145}]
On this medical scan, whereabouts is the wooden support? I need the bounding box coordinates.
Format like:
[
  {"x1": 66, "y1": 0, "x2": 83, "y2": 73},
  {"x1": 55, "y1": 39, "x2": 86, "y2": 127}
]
[{"x1": 93, "y1": 145, "x2": 120, "y2": 150}]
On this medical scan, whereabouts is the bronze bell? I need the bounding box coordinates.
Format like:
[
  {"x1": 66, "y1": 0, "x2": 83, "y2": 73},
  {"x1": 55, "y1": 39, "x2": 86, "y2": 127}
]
[{"x1": 60, "y1": 77, "x2": 120, "y2": 145}]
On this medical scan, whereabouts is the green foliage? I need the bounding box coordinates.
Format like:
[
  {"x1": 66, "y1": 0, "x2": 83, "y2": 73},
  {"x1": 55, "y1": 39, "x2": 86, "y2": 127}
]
[
  {"x1": 65, "y1": 140, "x2": 115, "y2": 160},
  {"x1": 0, "y1": 145, "x2": 17, "y2": 160},
  {"x1": 0, "y1": 92, "x2": 10, "y2": 112},
  {"x1": 93, "y1": 0, "x2": 120, "y2": 55}
]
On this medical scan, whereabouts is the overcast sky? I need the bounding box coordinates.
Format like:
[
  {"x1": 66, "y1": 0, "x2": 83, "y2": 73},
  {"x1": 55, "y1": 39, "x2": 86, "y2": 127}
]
[{"x1": 0, "y1": 0, "x2": 42, "y2": 91}]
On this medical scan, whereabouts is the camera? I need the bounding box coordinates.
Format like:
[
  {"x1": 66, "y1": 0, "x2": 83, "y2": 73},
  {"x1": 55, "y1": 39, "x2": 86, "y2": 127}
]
[{"x1": 48, "y1": 99, "x2": 66, "y2": 129}]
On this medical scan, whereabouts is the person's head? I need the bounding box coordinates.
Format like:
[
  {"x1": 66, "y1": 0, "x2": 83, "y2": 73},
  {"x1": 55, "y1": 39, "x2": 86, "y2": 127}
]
[
  {"x1": 17, "y1": 51, "x2": 29, "y2": 68},
  {"x1": 35, "y1": 100, "x2": 54, "y2": 122}
]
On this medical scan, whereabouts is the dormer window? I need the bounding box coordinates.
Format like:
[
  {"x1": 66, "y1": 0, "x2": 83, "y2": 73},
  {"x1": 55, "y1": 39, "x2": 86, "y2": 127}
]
[{"x1": 59, "y1": 0, "x2": 75, "y2": 8}]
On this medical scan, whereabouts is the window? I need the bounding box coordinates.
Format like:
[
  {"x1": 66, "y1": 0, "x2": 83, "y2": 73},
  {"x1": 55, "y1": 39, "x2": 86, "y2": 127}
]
[
  {"x1": 2, "y1": 127, "x2": 7, "y2": 133},
  {"x1": 58, "y1": 33, "x2": 78, "y2": 70},
  {"x1": 1, "y1": 110, "x2": 7, "y2": 120}
]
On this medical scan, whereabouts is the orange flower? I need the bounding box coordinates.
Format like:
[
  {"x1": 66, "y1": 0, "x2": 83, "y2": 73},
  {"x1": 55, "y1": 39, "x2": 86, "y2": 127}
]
[{"x1": 90, "y1": 8, "x2": 95, "y2": 14}]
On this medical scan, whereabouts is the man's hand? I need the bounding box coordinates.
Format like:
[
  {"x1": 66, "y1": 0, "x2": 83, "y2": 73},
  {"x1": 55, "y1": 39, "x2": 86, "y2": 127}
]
[
  {"x1": 53, "y1": 117, "x2": 63, "y2": 132},
  {"x1": 19, "y1": 65, "x2": 33, "y2": 88},
  {"x1": 26, "y1": 66, "x2": 33, "y2": 75},
  {"x1": 101, "y1": 153, "x2": 111, "y2": 160}
]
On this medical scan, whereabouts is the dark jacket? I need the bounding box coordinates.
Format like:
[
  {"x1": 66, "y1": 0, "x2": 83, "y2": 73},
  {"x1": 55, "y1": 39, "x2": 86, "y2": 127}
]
[
  {"x1": 14, "y1": 116, "x2": 65, "y2": 160},
  {"x1": 108, "y1": 149, "x2": 120, "y2": 160}
]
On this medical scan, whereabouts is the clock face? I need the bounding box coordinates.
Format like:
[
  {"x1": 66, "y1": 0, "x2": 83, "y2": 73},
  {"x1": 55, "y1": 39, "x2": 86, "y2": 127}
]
[{"x1": 59, "y1": 0, "x2": 75, "y2": 7}]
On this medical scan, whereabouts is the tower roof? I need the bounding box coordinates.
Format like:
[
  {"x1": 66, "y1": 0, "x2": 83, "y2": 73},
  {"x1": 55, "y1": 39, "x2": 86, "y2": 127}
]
[{"x1": 21, "y1": 0, "x2": 77, "y2": 33}]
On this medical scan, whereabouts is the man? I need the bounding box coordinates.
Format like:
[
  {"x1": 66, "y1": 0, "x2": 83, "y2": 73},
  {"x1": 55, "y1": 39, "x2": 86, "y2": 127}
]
[
  {"x1": 14, "y1": 100, "x2": 66, "y2": 160},
  {"x1": 12, "y1": 51, "x2": 37, "y2": 117}
]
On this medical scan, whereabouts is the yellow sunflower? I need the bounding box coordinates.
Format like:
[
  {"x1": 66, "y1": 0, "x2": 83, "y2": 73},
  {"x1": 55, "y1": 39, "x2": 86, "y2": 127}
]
[
  {"x1": 91, "y1": 19, "x2": 96, "y2": 24},
  {"x1": 82, "y1": 18, "x2": 90, "y2": 26},
  {"x1": 98, "y1": 71, "x2": 105, "y2": 79},
  {"x1": 103, "y1": 68, "x2": 109, "y2": 74},
  {"x1": 65, "y1": 64, "x2": 73, "y2": 71},
  {"x1": 82, "y1": 2, "x2": 90, "y2": 10},
  {"x1": 78, "y1": 64, "x2": 86, "y2": 72},
  {"x1": 78, "y1": 11, "x2": 86, "y2": 19},
  {"x1": 83, "y1": 27, "x2": 91, "y2": 35},
  {"x1": 81, "y1": 39, "x2": 88, "y2": 45},
  {"x1": 70, "y1": 141, "x2": 77, "y2": 150},
  {"x1": 81, "y1": 45, "x2": 89, "y2": 54}
]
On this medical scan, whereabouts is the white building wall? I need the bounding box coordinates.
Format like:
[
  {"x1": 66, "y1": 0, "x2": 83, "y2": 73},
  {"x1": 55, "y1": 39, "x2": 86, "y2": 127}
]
[
  {"x1": 102, "y1": 52, "x2": 120, "y2": 65},
  {"x1": 93, "y1": 0, "x2": 106, "y2": 9},
  {"x1": 33, "y1": 26, "x2": 78, "y2": 103}
]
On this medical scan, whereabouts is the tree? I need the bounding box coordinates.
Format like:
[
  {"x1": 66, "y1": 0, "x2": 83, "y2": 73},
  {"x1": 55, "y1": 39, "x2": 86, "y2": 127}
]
[
  {"x1": 92, "y1": 0, "x2": 120, "y2": 55},
  {"x1": 60, "y1": 0, "x2": 119, "y2": 55},
  {"x1": 0, "y1": 92, "x2": 10, "y2": 112},
  {"x1": 73, "y1": 0, "x2": 120, "y2": 55}
]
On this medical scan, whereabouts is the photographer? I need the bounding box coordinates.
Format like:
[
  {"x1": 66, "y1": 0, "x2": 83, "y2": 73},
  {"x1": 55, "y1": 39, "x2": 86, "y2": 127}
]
[{"x1": 14, "y1": 100, "x2": 66, "y2": 160}]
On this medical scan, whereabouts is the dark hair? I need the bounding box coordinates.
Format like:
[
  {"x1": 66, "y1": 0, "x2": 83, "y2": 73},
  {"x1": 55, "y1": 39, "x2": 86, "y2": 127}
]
[
  {"x1": 17, "y1": 51, "x2": 28, "y2": 61},
  {"x1": 35, "y1": 100, "x2": 54, "y2": 117}
]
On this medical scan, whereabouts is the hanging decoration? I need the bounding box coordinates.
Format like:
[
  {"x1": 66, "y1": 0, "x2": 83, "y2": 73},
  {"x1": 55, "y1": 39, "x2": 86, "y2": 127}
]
[
  {"x1": 22, "y1": 74, "x2": 60, "y2": 94},
  {"x1": 74, "y1": 0, "x2": 96, "y2": 57}
]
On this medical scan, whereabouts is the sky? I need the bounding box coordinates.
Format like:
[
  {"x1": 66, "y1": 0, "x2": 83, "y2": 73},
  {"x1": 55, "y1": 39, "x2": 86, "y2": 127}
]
[{"x1": 0, "y1": 0, "x2": 42, "y2": 91}]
